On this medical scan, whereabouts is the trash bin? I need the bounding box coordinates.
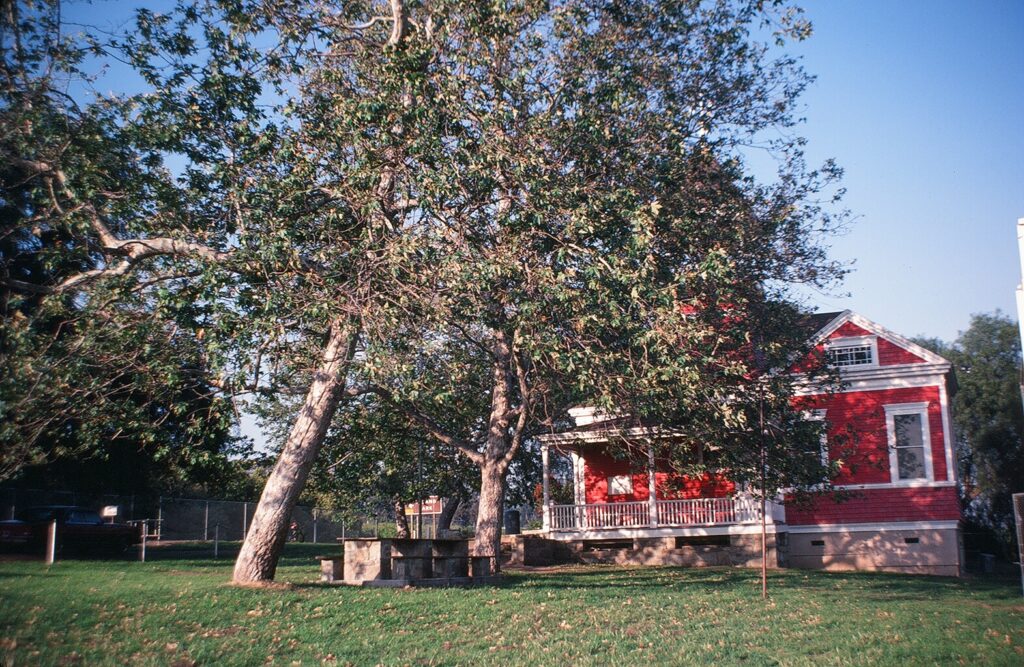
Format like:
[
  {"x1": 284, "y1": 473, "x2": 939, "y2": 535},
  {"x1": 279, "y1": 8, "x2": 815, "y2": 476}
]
[
  {"x1": 503, "y1": 509, "x2": 521, "y2": 535},
  {"x1": 980, "y1": 552, "x2": 995, "y2": 573}
]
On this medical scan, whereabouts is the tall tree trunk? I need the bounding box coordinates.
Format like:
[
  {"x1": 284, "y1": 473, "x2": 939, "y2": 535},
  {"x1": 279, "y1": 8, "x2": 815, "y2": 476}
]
[
  {"x1": 473, "y1": 458, "x2": 508, "y2": 571},
  {"x1": 232, "y1": 322, "x2": 357, "y2": 584},
  {"x1": 393, "y1": 498, "x2": 411, "y2": 538},
  {"x1": 471, "y1": 335, "x2": 514, "y2": 572}
]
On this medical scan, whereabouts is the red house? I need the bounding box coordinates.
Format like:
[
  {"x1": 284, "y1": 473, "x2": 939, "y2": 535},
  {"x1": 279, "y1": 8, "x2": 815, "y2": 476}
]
[{"x1": 536, "y1": 310, "x2": 963, "y2": 576}]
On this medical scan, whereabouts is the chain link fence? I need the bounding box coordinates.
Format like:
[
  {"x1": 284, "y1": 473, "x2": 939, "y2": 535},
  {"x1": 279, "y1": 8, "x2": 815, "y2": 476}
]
[
  {"x1": 0, "y1": 488, "x2": 380, "y2": 543},
  {"x1": 0, "y1": 488, "x2": 538, "y2": 545}
]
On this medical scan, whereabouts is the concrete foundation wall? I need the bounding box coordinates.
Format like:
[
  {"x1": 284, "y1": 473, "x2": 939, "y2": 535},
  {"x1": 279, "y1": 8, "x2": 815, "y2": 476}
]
[
  {"x1": 508, "y1": 534, "x2": 776, "y2": 569},
  {"x1": 786, "y1": 527, "x2": 962, "y2": 576},
  {"x1": 581, "y1": 535, "x2": 777, "y2": 568}
]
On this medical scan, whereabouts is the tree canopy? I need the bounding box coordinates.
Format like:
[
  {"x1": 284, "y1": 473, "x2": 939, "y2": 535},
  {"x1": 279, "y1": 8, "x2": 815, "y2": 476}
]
[
  {"x1": 1, "y1": 0, "x2": 846, "y2": 582},
  {"x1": 917, "y1": 312, "x2": 1024, "y2": 555}
]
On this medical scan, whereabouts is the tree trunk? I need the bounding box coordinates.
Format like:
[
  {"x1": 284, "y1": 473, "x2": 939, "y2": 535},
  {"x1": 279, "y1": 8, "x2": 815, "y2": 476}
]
[
  {"x1": 473, "y1": 458, "x2": 508, "y2": 572},
  {"x1": 437, "y1": 496, "x2": 461, "y2": 532},
  {"x1": 232, "y1": 323, "x2": 356, "y2": 584},
  {"x1": 470, "y1": 332, "x2": 516, "y2": 573},
  {"x1": 394, "y1": 499, "x2": 411, "y2": 538}
]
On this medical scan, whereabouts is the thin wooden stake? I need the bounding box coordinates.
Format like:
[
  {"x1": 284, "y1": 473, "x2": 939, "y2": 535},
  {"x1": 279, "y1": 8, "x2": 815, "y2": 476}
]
[{"x1": 45, "y1": 519, "x2": 57, "y2": 565}]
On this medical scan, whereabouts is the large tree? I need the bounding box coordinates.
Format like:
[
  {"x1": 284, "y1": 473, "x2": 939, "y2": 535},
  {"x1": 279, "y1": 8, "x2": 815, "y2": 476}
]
[
  {"x1": 918, "y1": 313, "x2": 1024, "y2": 555},
  {"x1": 1, "y1": 0, "x2": 844, "y2": 582},
  {"x1": 0, "y1": 1, "x2": 238, "y2": 487}
]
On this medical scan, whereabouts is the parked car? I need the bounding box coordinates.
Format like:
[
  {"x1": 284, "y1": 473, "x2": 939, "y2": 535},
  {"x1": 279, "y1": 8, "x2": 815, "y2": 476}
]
[{"x1": 0, "y1": 505, "x2": 139, "y2": 557}]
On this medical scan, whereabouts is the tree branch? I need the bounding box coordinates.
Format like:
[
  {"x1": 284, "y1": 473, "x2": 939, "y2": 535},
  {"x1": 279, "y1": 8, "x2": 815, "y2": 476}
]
[{"x1": 350, "y1": 384, "x2": 484, "y2": 465}]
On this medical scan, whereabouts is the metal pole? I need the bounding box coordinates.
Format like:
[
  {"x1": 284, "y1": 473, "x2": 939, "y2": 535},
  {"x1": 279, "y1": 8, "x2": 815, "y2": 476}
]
[
  {"x1": 243, "y1": 502, "x2": 248, "y2": 537},
  {"x1": 214, "y1": 524, "x2": 219, "y2": 559},
  {"x1": 45, "y1": 519, "x2": 57, "y2": 565},
  {"x1": 157, "y1": 497, "x2": 163, "y2": 541},
  {"x1": 204, "y1": 501, "x2": 209, "y2": 541},
  {"x1": 375, "y1": 517, "x2": 379, "y2": 538},
  {"x1": 759, "y1": 383, "x2": 768, "y2": 601},
  {"x1": 541, "y1": 444, "x2": 551, "y2": 531},
  {"x1": 313, "y1": 508, "x2": 318, "y2": 544},
  {"x1": 1015, "y1": 219, "x2": 1024, "y2": 408},
  {"x1": 417, "y1": 441, "x2": 424, "y2": 539},
  {"x1": 647, "y1": 444, "x2": 658, "y2": 528}
]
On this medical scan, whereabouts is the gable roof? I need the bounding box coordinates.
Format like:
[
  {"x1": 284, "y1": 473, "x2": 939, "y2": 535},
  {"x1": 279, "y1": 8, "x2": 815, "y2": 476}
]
[{"x1": 805, "y1": 309, "x2": 951, "y2": 366}]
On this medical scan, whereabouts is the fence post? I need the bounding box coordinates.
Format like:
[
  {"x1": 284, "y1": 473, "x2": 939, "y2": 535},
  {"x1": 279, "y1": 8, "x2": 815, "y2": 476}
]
[
  {"x1": 242, "y1": 502, "x2": 248, "y2": 538},
  {"x1": 45, "y1": 519, "x2": 57, "y2": 565},
  {"x1": 312, "y1": 508, "x2": 318, "y2": 544},
  {"x1": 139, "y1": 521, "x2": 147, "y2": 563},
  {"x1": 213, "y1": 524, "x2": 219, "y2": 559},
  {"x1": 157, "y1": 497, "x2": 163, "y2": 541},
  {"x1": 204, "y1": 501, "x2": 209, "y2": 541}
]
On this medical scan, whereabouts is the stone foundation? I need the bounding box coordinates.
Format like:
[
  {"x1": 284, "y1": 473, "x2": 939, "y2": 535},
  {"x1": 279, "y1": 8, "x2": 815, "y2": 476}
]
[
  {"x1": 785, "y1": 526, "x2": 962, "y2": 576},
  {"x1": 505, "y1": 533, "x2": 777, "y2": 568}
]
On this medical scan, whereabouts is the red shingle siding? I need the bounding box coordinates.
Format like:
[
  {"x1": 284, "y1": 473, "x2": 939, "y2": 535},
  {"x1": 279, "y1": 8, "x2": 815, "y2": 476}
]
[
  {"x1": 876, "y1": 337, "x2": 926, "y2": 365},
  {"x1": 831, "y1": 322, "x2": 872, "y2": 338},
  {"x1": 785, "y1": 485, "x2": 960, "y2": 525},
  {"x1": 810, "y1": 385, "x2": 949, "y2": 484}
]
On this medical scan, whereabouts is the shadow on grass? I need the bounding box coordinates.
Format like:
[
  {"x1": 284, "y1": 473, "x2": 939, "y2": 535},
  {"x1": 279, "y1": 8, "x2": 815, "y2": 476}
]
[{"x1": 499, "y1": 564, "x2": 1023, "y2": 601}]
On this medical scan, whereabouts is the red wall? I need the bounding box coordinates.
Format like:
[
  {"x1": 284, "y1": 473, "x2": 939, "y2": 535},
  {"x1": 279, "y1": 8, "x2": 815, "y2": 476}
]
[
  {"x1": 811, "y1": 385, "x2": 949, "y2": 485},
  {"x1": 582, "y1": 449, "x2": 734, "y2": 503},
  {"x1": 877, "y1": 337, "x2": 926, "y2": 365},
  {"x1": 785, "y1": 486, "x2": 960, "y2": 525}
]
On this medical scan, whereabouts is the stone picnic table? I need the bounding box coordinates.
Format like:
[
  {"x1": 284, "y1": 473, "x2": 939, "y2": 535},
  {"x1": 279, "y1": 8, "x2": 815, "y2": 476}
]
[{"x1": 319, "y1": 537, "x2": 499, "y2": 587}]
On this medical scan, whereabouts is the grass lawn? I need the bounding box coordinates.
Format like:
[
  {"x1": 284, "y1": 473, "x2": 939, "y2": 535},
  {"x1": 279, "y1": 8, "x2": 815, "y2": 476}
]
[{"x1": 1, "y1": 543, "x2": 1022, "y2": 666}]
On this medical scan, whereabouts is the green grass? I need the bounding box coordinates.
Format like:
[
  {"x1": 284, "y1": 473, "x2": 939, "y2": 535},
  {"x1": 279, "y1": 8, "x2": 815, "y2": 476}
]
[{"x1": 2, "y1": 544, "x2": 1022, "y2": 666}]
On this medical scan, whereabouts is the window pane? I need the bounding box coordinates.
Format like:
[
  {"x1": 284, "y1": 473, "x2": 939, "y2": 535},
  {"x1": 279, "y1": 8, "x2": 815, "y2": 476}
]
[
  {"x1": 893, "y1": 413, "x2": 926, "y2": 479},
  {"x1": 608, "y1": 475, "x2": 633, "y2": 495},
  {"x1": 897, "y1": 446, "x2": 925, "y2": 479},
  {"x1": 68, "y1": 510, "x2": 102, "y2": 524},
  {"x1": 894, "y1": 414, "x2": 923, "y2": 448},
  {"x1": 828, "y1": 344, "x2": 873, "y2": 367}
]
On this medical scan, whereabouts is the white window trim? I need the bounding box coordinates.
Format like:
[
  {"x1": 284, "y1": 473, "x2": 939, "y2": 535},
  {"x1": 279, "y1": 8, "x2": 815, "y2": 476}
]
[
  {"x1": 825, "y1": 335, "x2": 879, "y2": 369},
  {"x1": 808, "y1": 409, "x2": 829, "y2": 467},
  {"x1": 607, "y1": 474, "x2": 633, "y2": 496},
  {"x1": 884, "y1": 402, "x2": 934, "y2": 483}
]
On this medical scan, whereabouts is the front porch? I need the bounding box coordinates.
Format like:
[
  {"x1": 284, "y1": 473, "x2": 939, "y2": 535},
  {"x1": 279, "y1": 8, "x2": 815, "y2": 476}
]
[
  {"x1": 538, "y1": 423, "x2": 786, "y2": 537},
  {"x1": 546, "y1": 496, "x2": 767, "y2": 532}
]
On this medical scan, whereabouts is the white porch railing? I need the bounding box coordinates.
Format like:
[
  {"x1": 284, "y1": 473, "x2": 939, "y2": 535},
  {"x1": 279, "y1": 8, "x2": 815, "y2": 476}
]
[{"x1": 548, "y1": 496, "x2": 762, "y2": 531}]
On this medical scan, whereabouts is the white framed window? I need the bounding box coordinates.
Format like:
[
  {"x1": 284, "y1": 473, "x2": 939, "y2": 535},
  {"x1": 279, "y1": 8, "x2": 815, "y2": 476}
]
[
  {"x1": 884, "y1": 403, "x2": 933, "y2": 482},
  {"x1": 826, "y1": 335, "x2": 878, "y2": 369},
  {"x1": 806, "y1": 409, "x2": 829, "y2": 467},
  {"x1": 607, "y1": 475, "x2": 633, "y2": 496}
]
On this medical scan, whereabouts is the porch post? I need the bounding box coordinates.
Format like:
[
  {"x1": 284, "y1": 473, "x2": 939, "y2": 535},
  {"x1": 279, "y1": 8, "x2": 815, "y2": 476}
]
[
  {"x1": 647, "y1": 443, "x2": 658, "y2": 528},
  {"x1": 541, "y1": 443, "x2": 551, "y2": 531}
]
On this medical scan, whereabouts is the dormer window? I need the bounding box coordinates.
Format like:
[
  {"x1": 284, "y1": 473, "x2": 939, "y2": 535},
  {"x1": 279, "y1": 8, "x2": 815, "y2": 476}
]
[{"x1": 826, "y1": 335, "x2": 878, "y2": 368}]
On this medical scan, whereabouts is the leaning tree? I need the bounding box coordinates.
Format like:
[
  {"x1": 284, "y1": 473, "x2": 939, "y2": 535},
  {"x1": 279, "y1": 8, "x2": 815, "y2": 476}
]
[{"x1": 1, "y1": 0, "x2": 845, "y2": 582}]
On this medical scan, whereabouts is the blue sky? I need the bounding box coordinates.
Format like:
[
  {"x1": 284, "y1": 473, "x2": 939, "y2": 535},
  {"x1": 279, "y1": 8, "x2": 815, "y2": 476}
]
[
  {"x1": 66, "y1": 0, "x2": 1024, "y2": 343},
  {"x1": 789, "y1": 0, "x2": 1024, "y2": 341}
]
